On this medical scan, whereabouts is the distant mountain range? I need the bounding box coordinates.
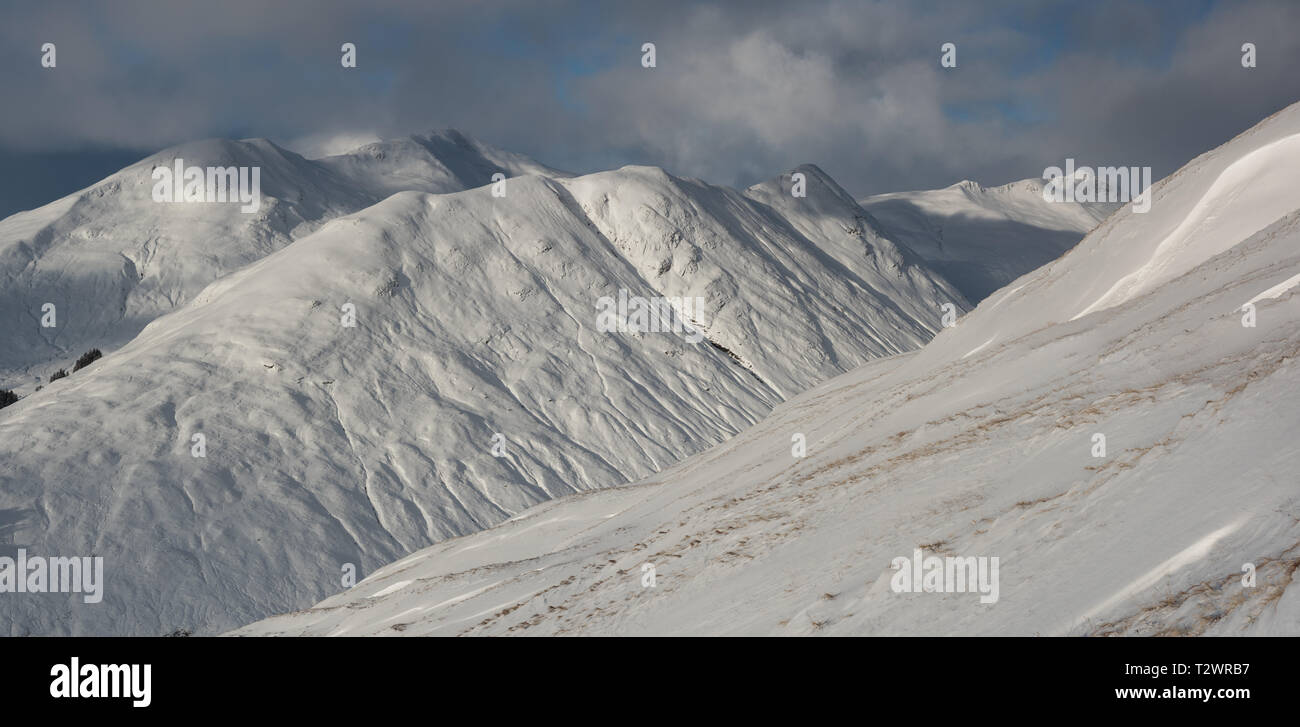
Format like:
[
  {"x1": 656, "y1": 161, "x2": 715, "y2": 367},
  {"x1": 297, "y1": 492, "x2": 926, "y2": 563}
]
[
  {"x1": 235, "y1": 102, "x2": 1300, "y2": 637},
  {"x1": 0, "y1": 125, "x2": 1110, "y2": 635}
]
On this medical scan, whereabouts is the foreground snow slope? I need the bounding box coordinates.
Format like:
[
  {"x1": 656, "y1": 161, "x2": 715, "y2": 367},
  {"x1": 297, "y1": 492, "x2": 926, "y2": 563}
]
[
  {"x1": 235, "y1": 103, "x2": 1300, "y2": 637},
  {"x1": 862, "y1": 178, "x2": 1116, "y2": 302},
  {"x1": 0, "y1": 130, "x2": 560, "y2": 388},
  {"x1": 0, "y1": 155, "x2": 964, "y2": 635}
]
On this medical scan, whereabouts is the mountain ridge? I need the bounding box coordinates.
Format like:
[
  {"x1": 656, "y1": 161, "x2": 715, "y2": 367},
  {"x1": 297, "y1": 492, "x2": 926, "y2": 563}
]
[
  {"x1": 0, "y1": 137, "x2": 970, "y2": 636},
  {"x1": 861, "y1": 173, "x2": 1119, "y2": 302},
  {"x1": 232, "y1": 100, "x2": 1300, "y2": 637}
]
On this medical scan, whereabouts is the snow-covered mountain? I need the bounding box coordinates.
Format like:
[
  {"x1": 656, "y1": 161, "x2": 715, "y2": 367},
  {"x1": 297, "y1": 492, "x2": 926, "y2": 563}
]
[
  {"x1": 862, "y1": 177, "x2": 1117, "y2": 302},
  {"x1": 234, "y1": 102, "x2": 1300, "y2": 637},
  {"x1": 317, "y1": 129, "x2": 568, "y2": 199},
  {"x1": 0, "y1": 130, "x2": 562, "y2": 388},
  {"x1": 0, "y1": 142, "x2": 966, "y2": 635}
]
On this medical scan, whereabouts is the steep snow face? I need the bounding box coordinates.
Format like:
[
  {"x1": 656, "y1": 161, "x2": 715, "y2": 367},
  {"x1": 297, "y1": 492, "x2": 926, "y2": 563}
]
[
  {"x1": 564, "y1": 164, "x2": 967, "y2": 396},
  {"x1": 862, "y1": 177, "x2": 1116, "y2": 302},
  {"x1": 234, "y1": 103, "x2": 1300, "y2": 638},
  {"x1": 0, "y1": 160, "x2": 963, "y2": 636},
  {"x1": 0, "y1": 133, "x2": 556, "y2": 389}
]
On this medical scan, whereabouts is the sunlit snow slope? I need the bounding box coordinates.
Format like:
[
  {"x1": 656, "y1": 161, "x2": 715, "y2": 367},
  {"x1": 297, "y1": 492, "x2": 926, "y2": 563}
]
[
  {"x1": 0, "y1": 148, "x2": 965, "y2": 635},
  {"x1": 236, "y1": 103, "x2": 1300, "y2": 637}
]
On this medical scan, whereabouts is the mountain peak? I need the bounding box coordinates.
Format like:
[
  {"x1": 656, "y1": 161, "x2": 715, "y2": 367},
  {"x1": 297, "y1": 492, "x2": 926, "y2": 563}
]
[
  {"x1": 138, "y1": 137, "x2": 300, "y2": 170},
  {"x1": 742, "y1": 163, "x2": 859, "y2": 210}
]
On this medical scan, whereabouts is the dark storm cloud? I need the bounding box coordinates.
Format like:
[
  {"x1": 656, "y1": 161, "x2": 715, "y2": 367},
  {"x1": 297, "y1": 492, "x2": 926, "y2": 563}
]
[{"x1": 1, "y1": 0, "x2": 1298, "y2": 218}]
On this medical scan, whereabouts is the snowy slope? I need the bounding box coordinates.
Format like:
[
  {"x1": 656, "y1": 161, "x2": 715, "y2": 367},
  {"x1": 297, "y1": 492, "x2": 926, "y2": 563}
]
[
  {"x1": 0, "y1": 154, "x2": 965, "y2": 635},
  {"x1": 234, "y1": 103, "x2": 1300, "y2": 637},
  {"x1": 317, "y1": 129, "x2": 569, "y2": 200},
  {"x1": 862, "y1": 178, "x2": 1116, "y2": 302},
  {"x1": 0, "y1": 131, "x2": 558, "y2": 389}
]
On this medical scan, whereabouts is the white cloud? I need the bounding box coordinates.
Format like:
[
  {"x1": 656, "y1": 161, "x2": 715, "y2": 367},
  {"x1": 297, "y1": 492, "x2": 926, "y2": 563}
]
[{"x1": 283, "y1": 131, "x2": 383, "y2": 159}]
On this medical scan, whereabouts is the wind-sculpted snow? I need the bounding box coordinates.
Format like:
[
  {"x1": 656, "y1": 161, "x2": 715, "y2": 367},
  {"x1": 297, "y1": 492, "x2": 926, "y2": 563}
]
[
  {"x1": 0, "y1": 148, "x2": 964, "y2": 635},
  {"x1": 235, "y1": 103, "x2": 1300, "y2": 637}
]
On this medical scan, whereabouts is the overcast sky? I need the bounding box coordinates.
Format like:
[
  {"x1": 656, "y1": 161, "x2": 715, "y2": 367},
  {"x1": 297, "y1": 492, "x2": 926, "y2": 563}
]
[{"x1": 2, "y1": 0, "x2": 1298, "y2": 218}]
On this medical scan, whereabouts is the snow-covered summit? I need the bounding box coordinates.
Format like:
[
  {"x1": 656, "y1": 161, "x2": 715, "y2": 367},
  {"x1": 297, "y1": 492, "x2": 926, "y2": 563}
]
[
  {"x1": 862, "y1": 174, "x2": 1118, "y2": 302},
  {"x1": 316, "y1": 129, "x2": 570, "y2": 198},
  {"x1": 0, "y1": 131, "x2": 561, "y2": 389}
]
